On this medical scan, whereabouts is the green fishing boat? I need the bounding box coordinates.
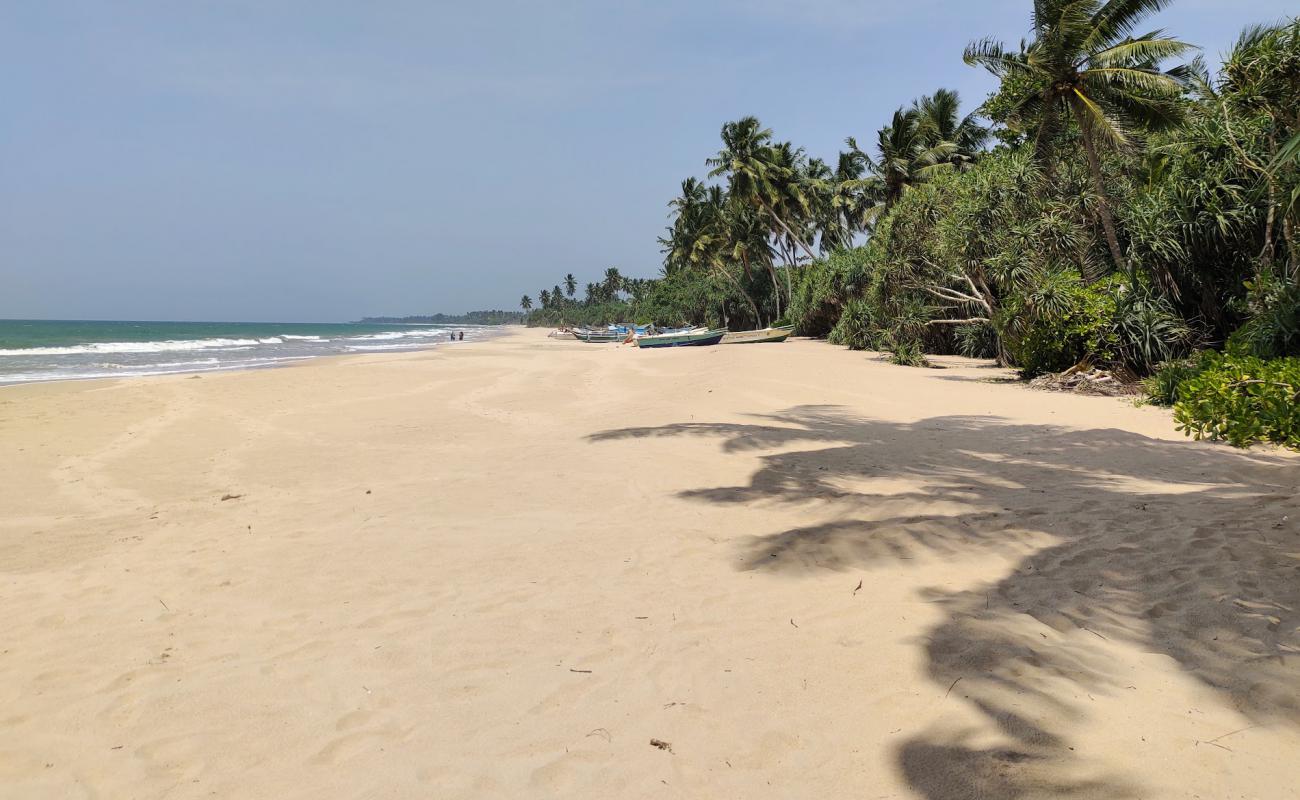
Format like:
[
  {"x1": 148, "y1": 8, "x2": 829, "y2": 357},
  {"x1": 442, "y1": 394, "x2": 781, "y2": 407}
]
[{"x1": 635, "y1": 327, "x2": 726, "y2": 348}]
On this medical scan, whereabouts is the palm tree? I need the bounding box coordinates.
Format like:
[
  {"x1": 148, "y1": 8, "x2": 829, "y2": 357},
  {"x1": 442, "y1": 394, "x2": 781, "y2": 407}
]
[
  {"x1": 830, "y1": 149, "x2": 878, "y2": 240},
  {"x1": 707, "y1": 117, "x2": 820, "y2": 263},
  {"x1": 660, "y1": 178, "x2": 763, "y2": 322},
  {"x1": 539, "y1": 289, "x2": 551, "y2": 309},
  {"x1": 520, "y1": 294, "x2": 533, "y2": 314},
  {"x1": 723, "y1": 201, "x2": 780, "y2": 321},
  {"x1": 964, "y1": 0, "x2": 1194, "y2": 277},
  {"x1": 564, "y1": 274, "x2": 577, "y2": 298},
  {"x1": 850, "y1": 108, "x2": 949, "y2": 211},
  {"x1": 602, "y1": 267, "x2": 623, "y2": 300},
  {"x1": 913, "y1": 88, "x2": 989, "y2": 170}
]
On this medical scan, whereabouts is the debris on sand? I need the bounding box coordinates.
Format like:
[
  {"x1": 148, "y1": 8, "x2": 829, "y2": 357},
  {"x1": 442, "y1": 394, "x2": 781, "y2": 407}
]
[
  {"x1": 220, "y1": 493, "x2": 243, "y2": 501},
  {"x1": 1028, "y1": 364, "x2": 1141, "y2": 397},
  {"x1": 649, "y1": 738, "x2": 673, "y2": 753}
]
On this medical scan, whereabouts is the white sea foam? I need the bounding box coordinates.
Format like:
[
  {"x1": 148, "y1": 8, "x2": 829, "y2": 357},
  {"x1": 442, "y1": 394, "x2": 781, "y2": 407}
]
[
  {"x1": 344, "y1": 328, "x2": 450, "y2": 342},
  {"x1": 344, "y1": 343, "x2": 434, "y2": 351},
  {"x1": 0, "y1": 337, "x2": 265, "y2": 356},
  {"x1": 0, "y1": 324, "x2": 495, "y2": 385}
]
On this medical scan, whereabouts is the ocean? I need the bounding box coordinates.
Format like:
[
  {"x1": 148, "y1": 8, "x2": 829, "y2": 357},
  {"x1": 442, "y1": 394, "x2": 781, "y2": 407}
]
[{"x1": 0, "y1": 319, "x2": 495, "y2": 385}]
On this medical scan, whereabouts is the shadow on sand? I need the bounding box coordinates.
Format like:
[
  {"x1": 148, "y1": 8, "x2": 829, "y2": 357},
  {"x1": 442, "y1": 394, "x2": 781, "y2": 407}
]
[{"x1": 588, "y1": 406, "x2": 1300, "y2": 799}]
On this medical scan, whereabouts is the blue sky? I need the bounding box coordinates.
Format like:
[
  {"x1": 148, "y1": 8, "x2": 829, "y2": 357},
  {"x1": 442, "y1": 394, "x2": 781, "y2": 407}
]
[{"x1": 2, "y1": 1, "x2": 1294, "y2": 321}]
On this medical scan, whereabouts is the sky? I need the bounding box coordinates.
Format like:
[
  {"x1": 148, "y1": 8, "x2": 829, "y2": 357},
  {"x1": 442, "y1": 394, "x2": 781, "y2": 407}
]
[{"x1": 2, "y1": 1, "x2": 1295, "y2": 322}]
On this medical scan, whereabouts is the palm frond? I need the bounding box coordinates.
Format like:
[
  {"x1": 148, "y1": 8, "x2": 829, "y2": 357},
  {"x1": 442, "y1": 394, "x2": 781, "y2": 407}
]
[
  {"x1": 964, "y1": 37, "x2": 1034, "y2": 76},
  {"x1": 1072, "y1": 88, "x2": 1131, "y2": 148},
  {"x1": 1270, "y1": 132, "x2": 1300, "y2": 173},
  {"x1": 1090, "y1": 34, "x2": 1198, "y2": 68},
  {"x1": 1082, "y1": 66, "x2": 1188, "y2": 95},
  {"x1": 1084, "y1": 0, "x2": 1177, "y2": 52}
]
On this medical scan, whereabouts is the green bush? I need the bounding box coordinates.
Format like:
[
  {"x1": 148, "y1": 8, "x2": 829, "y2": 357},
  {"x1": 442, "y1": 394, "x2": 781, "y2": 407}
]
[
  {"x1": 997, "y1": 273, "x2": 1120, "y2": 377},
  {"x1": 828, "y1": 298, "x2": 878, "y2": 350},
  {"x1": 1227, "y1": 277, "x2": 1300, "y2": 359},
  {"x1": 1142, "y1": 359, "x2": 1202, "y2": 406},
  {"x1": 1113, "y1": 288, "x2": 1194, "y2": 372},
  {"x1": 789, "y1": 247, "x2": 872, "y2": 337},
  {"x1": 888, "y1": 336, "x2": 930, "y2": 367},
  {"x1": 955, "y1": 322, "x2": 999, "y2": 359},
  {"x1": 1173, "y1": 352, "x2": 1300, "y2": 449}
]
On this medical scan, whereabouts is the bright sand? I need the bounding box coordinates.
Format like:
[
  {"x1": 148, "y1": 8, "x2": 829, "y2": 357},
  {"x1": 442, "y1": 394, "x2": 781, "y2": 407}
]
[{"x1": 2, "y1": 328, "x2": 1297, "y2": 799}]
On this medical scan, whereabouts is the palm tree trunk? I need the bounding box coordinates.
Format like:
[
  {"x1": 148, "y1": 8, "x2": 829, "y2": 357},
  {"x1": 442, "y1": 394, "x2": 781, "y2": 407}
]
[
  {"x1": 784, "y1": 262, "x2": 793, "y2": 311},
  {"x1": 1071, "y1": 104, "x2": 1128, "y2": 281},
  {"x1": 767, "y1": 264, "x2": 782, "y2": 321},
  {"x1": 723, "y1": 259, "x2": 763, "y2": 327},
  {"x1": 758, "y1": 198, "x2": 818, "y2": 264}
]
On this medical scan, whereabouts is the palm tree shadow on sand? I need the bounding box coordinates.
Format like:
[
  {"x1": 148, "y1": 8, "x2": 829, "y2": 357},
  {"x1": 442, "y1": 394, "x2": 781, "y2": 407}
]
[{"x1": 588, "y1": 405, "x2": 1300, "y2": 800}]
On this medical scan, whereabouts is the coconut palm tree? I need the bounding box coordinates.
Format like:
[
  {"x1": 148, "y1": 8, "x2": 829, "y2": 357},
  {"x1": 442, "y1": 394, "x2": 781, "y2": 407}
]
[
  {"x1": 596, "y1": 267, "x2": 622, "y2": 302},
  {"x1": 706, "y1": 117, "x2": 820, "y2": 263},
  {"x1": 831, "y1": 148, "x2": 879, "y2": 238},
  {"x1": 538, "y1": 289, "x2": 551, "y2": 309},
  {"x1": 564, "y1": 274, "x2": 577, "y2": 298},
  {"x1": 964, "y1": 0, "x2": 1195, "y2": 277},
  {"x1": 913, "y1": 88, "x2": 989, "y2": 170},
  {"x1": 520, "y1": 294, "x2": 532, "y2": 313},
  {"x1": 850, "y1": 108, "x2": 952, "y2": 212},
  {"x1": 660, "y1": 178, "x2": 764, "y2": 322}
]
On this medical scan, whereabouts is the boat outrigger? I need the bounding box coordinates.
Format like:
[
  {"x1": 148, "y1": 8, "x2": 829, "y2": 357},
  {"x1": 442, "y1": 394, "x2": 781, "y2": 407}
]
[{"x1": 720, "y1": 325, "x2": 794, "y2": 345}]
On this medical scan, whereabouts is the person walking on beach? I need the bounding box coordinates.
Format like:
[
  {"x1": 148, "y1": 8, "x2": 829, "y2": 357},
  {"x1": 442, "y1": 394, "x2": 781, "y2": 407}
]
[{"x1": 458, "y1": 331, "x2": 464, "y2": 341}]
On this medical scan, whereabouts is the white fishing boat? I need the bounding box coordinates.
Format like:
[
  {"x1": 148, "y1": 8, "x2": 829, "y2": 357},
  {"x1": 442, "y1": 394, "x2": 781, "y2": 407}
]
[{"x1": 720, "y1": 325, "x2": 795, "y2": 344}]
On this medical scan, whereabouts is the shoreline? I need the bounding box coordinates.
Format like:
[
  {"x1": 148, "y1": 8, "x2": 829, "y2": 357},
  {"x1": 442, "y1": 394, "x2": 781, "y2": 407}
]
[
  {"x1": 0, "y1": 327, "x2": 513, "y2": 391},
  {"x1": 2, "y1": 327, "x2": 1297, "y2": 798}
]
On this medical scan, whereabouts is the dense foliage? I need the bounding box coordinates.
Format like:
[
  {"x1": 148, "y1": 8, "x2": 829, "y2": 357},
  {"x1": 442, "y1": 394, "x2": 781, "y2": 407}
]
[
  {"x1": 514, "y1": 4, "x2": 1299, "y2": 449},
  {"x1": 1174, "y1": 353, "x2": 1300, "y2": 448}
]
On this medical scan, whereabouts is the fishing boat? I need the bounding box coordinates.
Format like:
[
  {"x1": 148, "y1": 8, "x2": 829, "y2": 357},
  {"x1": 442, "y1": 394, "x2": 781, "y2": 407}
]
[
  {"x1": 635, "y1": 327, "x2": 727, "y2": 348},
  {"x1": 573, "y1": 328, "x2": 624, "y2": 343},
  {"x1": 720, "y1": 324, "x2": 795, "y2": 345}
]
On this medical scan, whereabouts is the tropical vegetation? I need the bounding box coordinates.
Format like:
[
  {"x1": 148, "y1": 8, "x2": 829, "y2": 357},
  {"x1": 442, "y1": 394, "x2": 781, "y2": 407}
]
[{"x1": 517, "y1": 4, "x2": 1300, "y2": 449}]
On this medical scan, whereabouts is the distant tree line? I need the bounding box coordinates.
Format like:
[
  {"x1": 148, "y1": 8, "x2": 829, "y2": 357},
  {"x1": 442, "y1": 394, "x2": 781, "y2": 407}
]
[{"x1": 360, "y1": 311, "x2": 525, "y2": 325}]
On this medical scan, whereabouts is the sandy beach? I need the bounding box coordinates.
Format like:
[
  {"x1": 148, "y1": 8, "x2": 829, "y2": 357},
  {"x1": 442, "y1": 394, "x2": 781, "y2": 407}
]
[{"x1": 2, "y1": 328, "x2": 1297, "y2": 799}]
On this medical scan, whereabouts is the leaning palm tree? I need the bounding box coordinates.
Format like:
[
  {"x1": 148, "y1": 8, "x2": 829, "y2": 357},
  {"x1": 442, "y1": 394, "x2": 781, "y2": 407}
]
[
  {"x1": 964, "y1": 0, "x2": 1195, "y2": 277},
  {"x1": 706, "y1": 117, "x2": 820, "y2": 263}
]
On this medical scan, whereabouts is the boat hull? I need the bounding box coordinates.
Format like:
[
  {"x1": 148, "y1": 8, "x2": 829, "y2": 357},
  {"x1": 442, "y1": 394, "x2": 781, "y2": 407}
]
[
  {"x1": 574, "y1": 331, "x2": 624, "y2": 343},
  {"x1": 635, "y1": 328, "x2": 726, "y2": 348},
  {"x1": 720, "y1": 325, "x2": 794, "y2": 344}
]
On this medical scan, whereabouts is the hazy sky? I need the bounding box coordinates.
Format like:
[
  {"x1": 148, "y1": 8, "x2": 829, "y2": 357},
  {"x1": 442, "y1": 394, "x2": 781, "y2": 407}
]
[{"x1": 2, "y1": 1, "x2": 1294, "y2": 321}]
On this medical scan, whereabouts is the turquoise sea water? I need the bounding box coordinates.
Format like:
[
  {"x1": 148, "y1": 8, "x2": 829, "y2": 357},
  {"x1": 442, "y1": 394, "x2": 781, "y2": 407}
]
[{"x1": 0, "y1": 319, "x2": 492, "y2": 385}]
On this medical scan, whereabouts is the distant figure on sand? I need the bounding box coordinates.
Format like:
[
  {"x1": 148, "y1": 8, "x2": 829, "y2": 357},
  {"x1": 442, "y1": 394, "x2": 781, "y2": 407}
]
[
  {"x1": 448, "y1": 332, "x2": 454, "y2": 341},
  {"x1": 458, "y1": 331, "x2": 464, "y2": 341}
]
